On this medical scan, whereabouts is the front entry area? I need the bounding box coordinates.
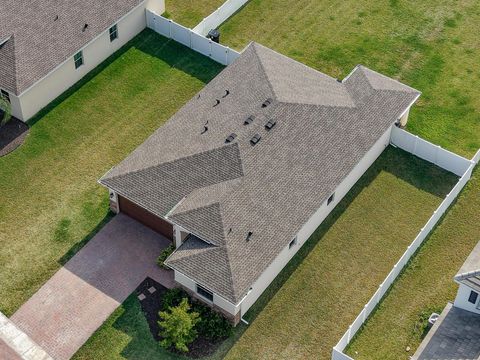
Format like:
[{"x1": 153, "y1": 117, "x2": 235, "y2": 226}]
[{"x1": 118, "y1": 196, "x2": 174, "y2": 240}]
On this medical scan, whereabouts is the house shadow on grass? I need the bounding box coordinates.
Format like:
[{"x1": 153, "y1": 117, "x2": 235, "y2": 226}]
[
  {"x1": 28, "y1": 28, "x2": 223, "y2": 128},
  {"x1": 93, "y1": 146, "x2": 459, "y2": 360}
]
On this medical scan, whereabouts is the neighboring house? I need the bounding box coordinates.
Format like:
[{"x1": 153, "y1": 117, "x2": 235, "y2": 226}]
[
  {"x1": 100, "y1": 42, "x2": 420, "y2": 324},
  {"x1": 0, "y1": 0, "x2": 164, "y2": 121},
  {"x1": 413, "y1": 240, "x2": 480, "y2": 360}
]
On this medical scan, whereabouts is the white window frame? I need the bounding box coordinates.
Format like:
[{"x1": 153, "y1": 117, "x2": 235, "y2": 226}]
[
  {"x1": 74, "y1": 51, "x2": 84, "y2": 69},
  {"x1": 196, "y1": 284, "x2": 213, "y2": 302},
  {"x1": 109, "y1": 24, "x2": 118, "y2": 42}
]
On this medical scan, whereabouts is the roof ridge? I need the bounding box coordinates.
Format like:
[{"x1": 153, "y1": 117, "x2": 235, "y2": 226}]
[
  {"x1": 454, "y1": 269, "x2": 480, "y2": 281},
  {"x1": 250, "y1": 43, "x2": 278, "y2": 101},
  {"x1": 100, "y1": 142, "x2": 241, "y2": 184},
  {"x1": 358, "y1": 65, "x2": 421, "y2": 94}
]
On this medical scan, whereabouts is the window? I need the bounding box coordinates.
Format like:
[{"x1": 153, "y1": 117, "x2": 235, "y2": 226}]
[
  {"x1": 196, "y1": 284, "x2": 213, "y2": 302},
  {"x1": 74, "y1": 51, "x2": 84, "y2": 69},
  {"x1": 0, "y1": 89, "x2": 10, "y2": 103},
  {"x1": 109, "y1": 24, "x2": 118, "y2": 42},
  {"x1": 468, "y1": 290, "x2": 478, "y2": 304},
  {"x1": 327, "y1": 192, "x2": 335, "y2": 205},
  {"x1": 289, "y1": 237, "x2": 297, "y2": 249}
]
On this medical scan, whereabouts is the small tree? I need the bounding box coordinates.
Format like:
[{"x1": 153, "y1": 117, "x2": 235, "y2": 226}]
[
  {"x1": 0, "y1": 96, "x2": 11, "y2": 128},
  {"x1": 158, "y1": 298, "x2": 200, "y2": 352}
]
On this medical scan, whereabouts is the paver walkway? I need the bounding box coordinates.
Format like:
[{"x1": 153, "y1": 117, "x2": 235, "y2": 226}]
[{"x1": 11, "y1": 214, "x2": 174, "y2": 360}]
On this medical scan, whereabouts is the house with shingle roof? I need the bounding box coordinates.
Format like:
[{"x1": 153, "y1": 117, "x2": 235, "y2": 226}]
[
  {"x1": 0, "y1": 0, "x2": 164, "y2": 121},
  {"x1": 100, "y1": 42, "x2": 420, "y2": 324},
  {"x1": 412, "y1": 241, "x2": 480, "y2": 360}
]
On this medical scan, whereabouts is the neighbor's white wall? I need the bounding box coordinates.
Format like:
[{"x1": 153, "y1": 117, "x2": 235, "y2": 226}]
[
  {"x1": 240, "y1": 125, "x2": 393, "y2": 315},
  {"x1": 454, "y1": 284, "x2": 480, "y2": 315},
  {"x1": 16, "y1": 0, "x2": 164, "y2": 122}
]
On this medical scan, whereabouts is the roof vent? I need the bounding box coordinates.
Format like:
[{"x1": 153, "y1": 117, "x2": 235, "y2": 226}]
[
  {"x1": 201, "y1": 120, "x2": 209, "y2": 134},
  {"x1": 222, "y1": 89, "x2": 230, "y2": 98},
  {"x1": 244, "y1": 115, "x2": 255, "y2": 125},
  {"x1": 250, "y1": 134, "x2": 261, "y2": 146},
  {"x1": 54, "y1": 15, "x2": 59, "y2": 21},
  {"x1": 225, "y1": 133, "x2": 237, "y2": 143},
  {"x1": 246, "y1": 231, "x2": 253, "y2": 241},
  {"x1": 213, "y1": 99, "x2": 220, "y2": 107},
  {"x1": 83, "y1": 23, "x2": 88, "y2": 32},
  {"x1": 261, "y1": 98, "x2": 273, "y2": 108},
  {"x1": 265, "y1": 119, "x2": 276, "y2": 130}
]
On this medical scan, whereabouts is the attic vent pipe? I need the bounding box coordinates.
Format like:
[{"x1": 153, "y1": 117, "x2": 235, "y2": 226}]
[
  {"x1": 244, "y1": 115, "x2": 255, "y2": 125},
  {"x1": 213, "y1": 99, "x2": 220, "y2": 107},
  {"x1": 250, "y1": 134, "x2": 261, "y2": 146},
  {"x1": 261, "y1": 98, "x2": 273, "y2": 108},
  {"x1": 225, "y1": 133, "x2": 237, "y2": 143},
  {"x1": 54, "y1": 15, "x2": 59, "y2": 21},
  {"x1": 246, "y1": 231, "x2": 253, "y2": 241},
  {"x1": 222, "y1": 89, "x2": 230, "y2": 98},
  {"x1": 83, "y1": 23, "x2": 88, "y2": 32}
]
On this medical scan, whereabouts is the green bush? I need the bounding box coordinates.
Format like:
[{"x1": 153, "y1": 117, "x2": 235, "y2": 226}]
[
  {"x1": 162, "y1": 288, "x2": 189, "y2": 311},
  {"x1": 156, "y1": 244, "x2": 175, "y2": 269},
  {"x1": 158, "y1": 298, "x2": 200, "y2": 352},
  {"x1": 0, "y1": 96, "x2": 12, "y2": 128},
  {"x1": 160, "y1": 289, "x2": 233, "y2": 341}
]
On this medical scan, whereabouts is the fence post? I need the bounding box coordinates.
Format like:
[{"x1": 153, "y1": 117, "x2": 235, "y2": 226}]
[
  {"x1": 347, "y1": 325, "x2": 352, "y2": 342},
  {"x1": 413, "y1": 135, "x2": 419, "y2": 155},
  {"x1": 376, "y1": 284, "x2": 383, "y2": 303}
]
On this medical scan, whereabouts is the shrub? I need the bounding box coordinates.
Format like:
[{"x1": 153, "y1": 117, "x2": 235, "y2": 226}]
[
  {"x1": 0, "y1": 96, "x2": 12, "y2": 128},
  {"x1": 191, "y1": 302, "x2": 233, "y2": 339},
  {"x1": 162, "y1": 288, "x2": 189, "y2": 311},
  {"x1": 157, "y1": 244, "x2": 175, "y2": 269},
  {"x1": 158, "y1": 298, "x2": 200, "y2": 352}
]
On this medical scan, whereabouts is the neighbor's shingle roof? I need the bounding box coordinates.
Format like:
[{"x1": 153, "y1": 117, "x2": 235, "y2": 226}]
[
  {"x1": 454, "y1": 241, "x2": 480, "y2": 293},
  {"x1": 101, "y1": 42, "x2": 420, "y2": 304},
  {"x1": 0, "y1": 0, "x2": 143, "y2": 95}
]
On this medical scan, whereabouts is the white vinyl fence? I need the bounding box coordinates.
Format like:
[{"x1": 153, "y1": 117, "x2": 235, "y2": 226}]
[
  {"x1": 146, "y1": 10, "x2": 240, "y2": 66},
  {"x1": 391, "y1": 126, "x2": 472, "y2": 176},
  {"x1": 332, "y1": 131, "x2": 480, "y2": 360},
  {"x1": 192, "y1": 0, "x2": 250, "y2": 36}
]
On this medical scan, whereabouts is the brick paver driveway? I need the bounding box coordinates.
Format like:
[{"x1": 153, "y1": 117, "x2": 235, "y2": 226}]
[{"x1": 11, "y1": 214, "x2": 174, "y2": 360}]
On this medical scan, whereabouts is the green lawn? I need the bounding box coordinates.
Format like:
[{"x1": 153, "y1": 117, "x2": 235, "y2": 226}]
[
  {"x1": 0, "y1": 29, "x2": 223, "y2": 316},
  {"x1": 164, "y1": 0, "x2": 226, "y2": 28},
  {"x1": 216, "y1": 0, "x2": 480, "y2": 358},
  {"x1": 73, "y1": 147, "x2": 458, "y2": 359},
  {"x1": 345, "y1": 168, "x2": 480, "y2": 360},
  {"x1": 219, "y1": 0, "x2": 480, "y2": 157}
]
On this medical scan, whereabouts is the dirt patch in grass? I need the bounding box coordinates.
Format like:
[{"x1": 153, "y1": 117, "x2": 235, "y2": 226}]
[
  {"x1": 0, "y1": 118, "x2": 29, "y2": 157},
  {"x1": 135, "y1": 278, "x2": 227, "y2": 359}
]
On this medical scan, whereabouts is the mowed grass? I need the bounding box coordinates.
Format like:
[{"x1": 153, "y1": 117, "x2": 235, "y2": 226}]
[
  {"x1": 164, "y1": 0, "x2": 225, "y2": 28},
  {"x1": 73, "y1": 147, "x2": 458, "y2": 359},
  {"x1": 0, "y1": 29, "x2": 223, "y2": 316},
  {"x1": 346, "y1": 168, "x2": 480, "y2": 359},
  {"x1": 219, "y1": 0, "x2": 480, "y2": 157},
  {"x1": 218, "y1": 0, "x2": 480, "y2": 358}
]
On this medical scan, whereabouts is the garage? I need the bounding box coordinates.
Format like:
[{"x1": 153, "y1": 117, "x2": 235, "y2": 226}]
[{"x1": 118, "y1": 196, "x2": 174, "y2": 240}]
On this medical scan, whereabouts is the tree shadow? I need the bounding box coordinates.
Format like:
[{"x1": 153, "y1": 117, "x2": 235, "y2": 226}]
[{"x1": 27, "y1": 28, "x2": 224, "y2": 128}]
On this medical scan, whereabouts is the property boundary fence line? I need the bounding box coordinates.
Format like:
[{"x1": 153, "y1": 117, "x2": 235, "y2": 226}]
[
  {"x1": 332, "y1": 130, "x2": 480, "y2": 360},
  {"x1": 192, "y1": 0, "x2": 250, "y2": 36},
  {"x1": 146, "y1": 10, "x2": 240, "y2": 66}
]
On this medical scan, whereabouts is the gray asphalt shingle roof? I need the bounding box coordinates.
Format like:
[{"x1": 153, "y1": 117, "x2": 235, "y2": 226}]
[
  {"x1": 455, "y1": 241, "x2": 480, "y2": 293},
  {"x1": 0, "y1": 0, "x2": 143, "y2": 95},
  {"x1": 101, "y1": 42, "x2": 420, "y2": 304}
]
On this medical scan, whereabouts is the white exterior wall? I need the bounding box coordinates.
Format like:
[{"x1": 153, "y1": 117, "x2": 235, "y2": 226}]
[
  {"x1": 174, "y1": 270, "x2": 240, "y2": 315},
  {"x1": 6, "y1": 92, "x2": 23, "y2": 120},
  {"x1": 239, "y1": 125, "x2": 394, "y2": 315},
  {"x1": 15, "y1": 0, "x2": 165, "y2": 122},
  {"x1": 454, "y1": 284, "x2": 480, "y2": 315}
]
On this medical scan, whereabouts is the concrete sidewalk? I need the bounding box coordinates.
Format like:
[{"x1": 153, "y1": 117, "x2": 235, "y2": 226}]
[{"x1": 11, "y1": 214, "x2": 174, "y2": 360}]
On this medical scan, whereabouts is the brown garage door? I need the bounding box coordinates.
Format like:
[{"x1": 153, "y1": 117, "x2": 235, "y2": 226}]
[{"x1": 118, "y1": 196, "x2": 173, "y2": 240}]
